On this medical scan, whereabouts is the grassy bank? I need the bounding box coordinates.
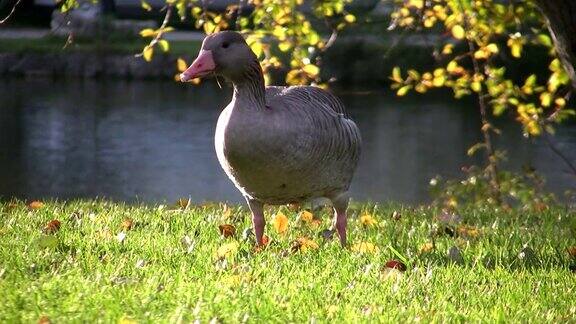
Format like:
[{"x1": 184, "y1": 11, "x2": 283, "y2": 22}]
[{"x1": 1, "y1": 200, "x2": 575, "y2": 322}]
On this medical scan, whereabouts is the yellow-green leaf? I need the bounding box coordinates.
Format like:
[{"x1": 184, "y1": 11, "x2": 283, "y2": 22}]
[
  {"x1": 143, "y1": 46, "x2": 153, "y2": 62},
  {"x1": 139, "y1": 28, "x2": 156, "y2": 37},
  {"x1": 141, "y1": 0, "x2": 152, "y2": 11},
  {"x1": 451, "y1": 25, "x2": 465, "y2": 40},
  {"x1": 158, "y1": 39, "x2": 169, "y2": 52},
  {"x1": 344, "y1": 14, "x2": 356, "y2": 23},
  {"x1": 397, "y1": 85, "x2": 412, "y2": 96},
  {"x1": 391, "y1": 67, "x2": 402, "y2": 82},
  {"x1": 302, "y1": 64, "x2": 320, "y2": 77}
]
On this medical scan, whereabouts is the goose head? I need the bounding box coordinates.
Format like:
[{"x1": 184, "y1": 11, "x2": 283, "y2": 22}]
[{"x1": 180, "y1": 31, "x2": 258, "y2": 83}]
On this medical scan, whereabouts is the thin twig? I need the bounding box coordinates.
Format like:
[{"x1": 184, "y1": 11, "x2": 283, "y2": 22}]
[
  {"x1": 458, "y1": 0, "x2": 502, "y2": 202},
  {"x1": 0, "y1": 0, "x2": 22, "y2": 24}
]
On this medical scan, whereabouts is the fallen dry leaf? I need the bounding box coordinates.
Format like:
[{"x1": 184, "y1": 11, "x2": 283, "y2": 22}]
[
  {"x1": 215, "y1": 242, "x2": 239, "y2": 259},
  {"x1": 360, "y1": 214, "x2": 377, "y2": 227},
  {"x1": 567, "y1": 246, "x2": 576, "y2": 258},
  {"x1": 384, "y1": 259, "x2": 407, "y2": 272},
  {"x1": 420, "y1": 242, "x2": 434, "y2": 254},
  {"x1": 291, "y1": 237, "x2": 319, "y2": 253},
  {"x1": 38, "y1": 316, "x2": 51, "y2": 324},
  {"x1": 29, "y1": 201, "x2": 45, "y2": 210},
  {"x1": 299, "y1": 210, "x2": 314, "y2": 223},
  {"x1": 457, "y1": 225, "x2": 480, "y2": 238},
  {"x1": 219, "y1": 224, "x2": 236, "y2": 238},
  {"x1": 272, "y1": 211, "x2": 288, "y2": 234},
  {"x1": 176, "y1": 198, "x2": 191, "y2": 209},
  {"x1": 43, "y1": 219, "x2": 61, "y2": 234},
  {"x1": 121, "y1": 218, "x2": 134, "y2": 231}
]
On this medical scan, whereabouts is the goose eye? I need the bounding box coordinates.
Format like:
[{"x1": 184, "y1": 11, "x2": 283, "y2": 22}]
[{"x1": 222, "y1": 42, "x2": 230, "y2": 49}]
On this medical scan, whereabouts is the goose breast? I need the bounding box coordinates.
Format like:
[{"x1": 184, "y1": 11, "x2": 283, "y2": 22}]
[{"x1": 215, "y1": 86, "x2": 361, "y2": 204}]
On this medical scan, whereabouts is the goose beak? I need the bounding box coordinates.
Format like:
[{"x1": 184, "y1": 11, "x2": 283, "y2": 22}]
[{"x1": 180, "y1": 50, "x2": 216, "y2": 82}]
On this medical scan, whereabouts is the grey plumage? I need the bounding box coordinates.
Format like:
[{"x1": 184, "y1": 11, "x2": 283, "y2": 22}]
[{"x1": 182, "y1": 31, "x2": 361, "y2": 246}]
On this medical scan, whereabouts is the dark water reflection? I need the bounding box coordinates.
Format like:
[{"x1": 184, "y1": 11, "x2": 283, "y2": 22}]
[{"x1": 0, "y1": 79, "x2": 574, "y2": 203}]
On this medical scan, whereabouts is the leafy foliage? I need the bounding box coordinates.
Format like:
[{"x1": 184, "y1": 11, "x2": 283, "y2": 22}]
[{"x1": 388, "y1": 0, "x2": 574, "y2": 137}]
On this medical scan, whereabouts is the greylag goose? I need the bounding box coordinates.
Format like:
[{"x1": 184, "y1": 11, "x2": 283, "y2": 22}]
[{"x1": 181, "y1": 31, "x2": 361, "y2": 246}]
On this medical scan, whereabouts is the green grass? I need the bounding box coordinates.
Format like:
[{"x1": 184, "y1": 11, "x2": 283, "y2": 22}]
[{"x1": 0, "y1": 200, "x2": 575, "y2": 322}]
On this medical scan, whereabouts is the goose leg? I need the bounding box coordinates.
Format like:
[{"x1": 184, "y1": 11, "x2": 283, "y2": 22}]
[
  {"x1": 246, "y1": 198, "x2": 265, "y2": 246},
  {"x1": 330, "y1": 192, "x2": 349, "y2": 247}
]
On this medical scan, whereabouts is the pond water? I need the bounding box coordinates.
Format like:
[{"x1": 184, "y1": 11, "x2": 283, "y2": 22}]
[{"x1": 0, "y1": 79, "x2": 574, "y2": 204}]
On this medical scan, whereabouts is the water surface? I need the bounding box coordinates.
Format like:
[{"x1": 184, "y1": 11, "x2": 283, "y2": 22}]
[{"x1": 0, "y1": 79, "x2": 574, "y2": 203}]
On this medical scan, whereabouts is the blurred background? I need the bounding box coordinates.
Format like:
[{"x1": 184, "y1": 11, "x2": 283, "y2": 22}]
[{"x1": 0, "y1": 0, "x2": 574, "y2": 204}]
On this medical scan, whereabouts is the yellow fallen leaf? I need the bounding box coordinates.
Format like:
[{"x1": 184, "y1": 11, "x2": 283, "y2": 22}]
[
  {"x1": 272, "y1": 211, "x2": 288, "y2": 234},
  {"x1": 420, "y1": 242, "x2": 434, "y2": 253},
  {"x1": 29, "y1": 201, "x2": 45, "y2": 209},
  {"x1": 300, "y1": 210, "x2": 313, "y2": 223},
  {"x1": 292, "y1": 237, "x2": 319, "y2": 253},
  {"x1": 215, "y1": 242, "x2": 239, "y2": 259},
  {"x1": 360, "y1": 214, "x2": 377, "y2": 227},
  {"x1": 351, "y1": 242, "x2": 379, "y2": 254}
]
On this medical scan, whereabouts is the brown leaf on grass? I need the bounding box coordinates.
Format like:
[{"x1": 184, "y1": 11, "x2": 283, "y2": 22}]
[
  {"x1": 176, "y1": 198, "x2": 191, "y2": 209},
  {"x1": 384, "y1": 259, "x2": 407, "y2": 272},
  {"x1": 290, "y1": 237, "x2": 319, "y2": 253},
  {"x1": 43, "y1": 220, "x2": 61, "y2": 234},
  {"x1": 567, "y1": 246, "x2": 576, "y2": 258},
  {"x1": 38, "y1": 316, "x2": 51, "y2": 324},
  {"x1": 219, "y1": 224, "x2": 236, "y2": 238},
  {"x1": 457, "y1": 225, "x2": 480, "y2": 239},
  {"x1": 29, "y1": 201, "x2": 45, "y2": 210},
  {"x1": 121, "y1": 218, "x2": 134, "y2": 231}
]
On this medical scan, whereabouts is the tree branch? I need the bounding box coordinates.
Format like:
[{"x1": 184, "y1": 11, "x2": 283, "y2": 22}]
[{"x1": 0, "y1": 0, "x2": 22, "y2": 24}]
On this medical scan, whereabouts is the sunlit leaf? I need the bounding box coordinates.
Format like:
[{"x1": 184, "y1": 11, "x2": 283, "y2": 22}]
[
  {"x1": 351, "y1": 242, "x2": 379, "y2": 254},
  {"x1": 29, "y1": 201, "x2": 45, "y2": 210},
  {"x1": 139, "y1": 28, "x2": 156, "y2": 37},
  {"x1": 158, "y1": 39, "x2": 169, "y2": 52},
  {"x1": 299, "y1": 210, "x2": 313, "y2": 223},
  {"x1": 303, "y1": 64, "x2": 320, "y2": 78},
  {"x1": 359, "y1": 214, "x2": 377, "y2": 227},
  {"x1": 215, "y1": 241, "x2": 239, "y2": 259},
  {"x1": 219, "y1": 224, "x2": 236, "y2": 238},
  {"x1": 451, "y1": 25, "x2": 465, "y2": 39},
  {"x1": 141, "y1": 0, "x2": 152, "y2": 11},
  {"x1": 396, "y1": 85, "x2": 412, "y2": 96},
  {"x1": 344, "y1": 14, "x2": 356, "y2": 23},
  {"x1": 143, "y1": 46, "x2": 153, "y2": 62},
  {"x1": 272, "y1": 211, "x2": 288, "y2": 234}
]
